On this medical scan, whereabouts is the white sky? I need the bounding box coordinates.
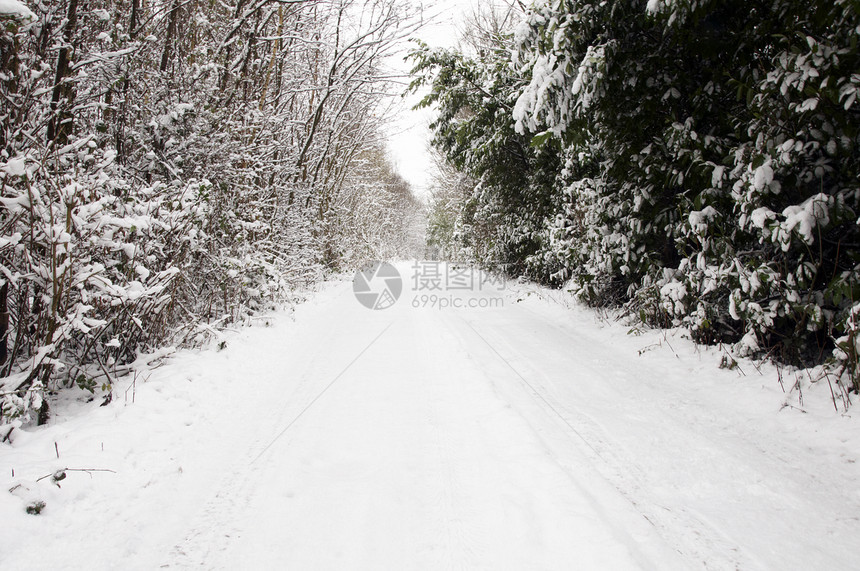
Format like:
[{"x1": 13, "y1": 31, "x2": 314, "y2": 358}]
[{"x1": 384, "y1": 0, "x2": 490, "y2": 201}]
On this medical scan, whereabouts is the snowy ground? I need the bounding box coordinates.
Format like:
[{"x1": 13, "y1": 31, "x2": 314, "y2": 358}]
[{"x1": 2, "y1": 261, "x2": 860, "y2": 570}]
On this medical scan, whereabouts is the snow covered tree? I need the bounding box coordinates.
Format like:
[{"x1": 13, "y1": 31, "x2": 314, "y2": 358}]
[
  {"x1": 0, "y1": 0, "x2": 421, "y2": 428},
  {"x1": 422, "y1": 0, "x2": 860, "y2": 388},
  {"x1": 513, "y1": 0, "x2": 860, "y2": 375},
  {"x1": 425, "y1": 150, "x2": 475, "y2": 261},
  {"x1": 409, "y1": 1, "x2": 566, "y2": 281}
]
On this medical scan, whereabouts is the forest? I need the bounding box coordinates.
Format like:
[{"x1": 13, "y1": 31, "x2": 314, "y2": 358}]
[
  {"x1": 0, "y1": 0, "x2": 422, "y2": 427},
  {"x1": 2, "y1": 1, "x2": 860, "y2": 565},
  {"x1": 3, "y1": 0, "x2": 860, "y2": 429},
  {"x1": 417, "y1": 0, "x2": 860, "y2": 395}
]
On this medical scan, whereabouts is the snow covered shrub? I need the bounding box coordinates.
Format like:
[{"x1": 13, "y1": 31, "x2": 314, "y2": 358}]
[
  {"x1": 408, "y1": 24, "x2": 565, "y2": 283},
  {"x1": 833, "y1": 304, "x2": 860, "y2": 393},
  {"x1": 0, "y1": 145, "x2": 208, "y2": 423},
  {"x1": 642, "y1": 0, "x2": 860, "y2": 368},
  {"x1": 417, "y1": 0, "x2": 859, "y2": 387},
  {"x1": 507, "y1": 0, "x2": 860, "y2": 373},
  {"x1": 725, "y1": 1, "x2": 860, "y2": 364},
  {"x1": 0, "y1": 0, "x2": 421, "y2": 427}
]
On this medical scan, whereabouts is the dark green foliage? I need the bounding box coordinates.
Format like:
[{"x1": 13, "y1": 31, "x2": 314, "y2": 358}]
[
  {"x1": 420, "y1": 0, "x2": 860, "y2": 383},
  {"x1": 25, "y1": 500, "x2": 45, "y2": 515},
  {"x1": 408, "y1": 39, "x2": 564, "y2": 282}
]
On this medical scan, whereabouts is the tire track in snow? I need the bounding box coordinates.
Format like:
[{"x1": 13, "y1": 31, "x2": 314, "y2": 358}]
[
  {"x1": 163, "y1": 306, "x2": 383, "y2": 568},
  {"x1": 415, "y1": 312, "x2": 480, "y2": 570},
  {"x1": 499, "y1": 301, "x2": 841, "y2": 570},
  {"x1": 443, "y1": 314, "x2": 678, "y2": 571},
  {"x1": 458, "y1": 304, "x2": 767, "y2": 570}
]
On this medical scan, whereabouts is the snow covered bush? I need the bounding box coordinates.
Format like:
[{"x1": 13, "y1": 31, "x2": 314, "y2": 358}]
[
  {"x1": 511, "y1": 0, "x2": 858, "y2": 367},
  {"x1": 0, "y1": 0, "x2": 421, "y2": 428},
  {"x1": 0, "y1": 146, "x2": 205, "y2": 417},
  {"x1": 421, "y1": 0, "x2": 860, "y2": 391},
  {"x1": 408, "y1": 10, "x2": 565, "y2": 283}
]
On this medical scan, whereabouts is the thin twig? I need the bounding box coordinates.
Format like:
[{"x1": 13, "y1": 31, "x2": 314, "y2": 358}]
[{"x1": 36, "y1": 467, "x2": 117, "y2": 482}]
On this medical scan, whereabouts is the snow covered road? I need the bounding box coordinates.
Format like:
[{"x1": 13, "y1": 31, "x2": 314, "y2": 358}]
[{"x1": 3, "y1": 262, "x2": 860, "y2": 569}]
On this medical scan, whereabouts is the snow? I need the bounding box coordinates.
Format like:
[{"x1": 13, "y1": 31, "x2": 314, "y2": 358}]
[
  {"x1": 660, "y1": 280, "x2": 687, "y2": 315},
  {"x1": 1, "y1": 157, "x2": 27, "y2": 177},
  {"x1": 752, "y1": 163, "x2": 774, "y2": 191},
  {"x1": 782, "y1": 193, "x2": 832, "y2": 244},
  {"x1": 750, "y1": 206, "x2": 775, "y2": 228},
  {"x1": 2, "y1": 262, "x2": 860, "y2": 569},
  {"x1": 688, "y1": 205, "x2": 718, "y2": 234},
  {"x1": 710, "y1": 164, "x2": 725, "y2": 187},
  {"x1": 0, "y1": 0, "x2": 35, "y2": 20}
]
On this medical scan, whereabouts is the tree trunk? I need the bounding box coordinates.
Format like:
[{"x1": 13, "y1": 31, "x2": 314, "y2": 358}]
[
  {"x1": 46, "y1": 0, "x2": 79, "y2": 146},
  {"x1": 116, "y1": 0, "x2": 140, "y2": 164},
  {"x1": 0, "y1": 282, "x2": 8, "y2": 368},
  {"x1": 160, "y1": 0, "x2": 180, "y2": 73}
]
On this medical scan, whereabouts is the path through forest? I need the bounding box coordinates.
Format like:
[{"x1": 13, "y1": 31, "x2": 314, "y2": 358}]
[{"x1": 2, "y1": 262, "x2": 859, "y2": 570}]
